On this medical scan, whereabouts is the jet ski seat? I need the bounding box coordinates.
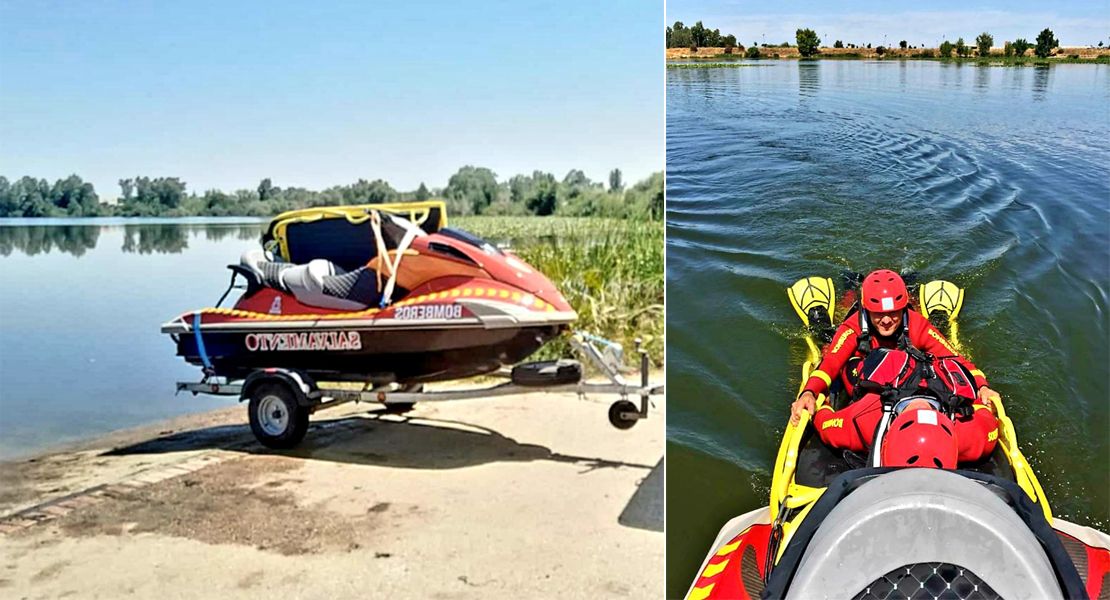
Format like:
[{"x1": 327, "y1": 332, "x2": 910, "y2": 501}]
[
  {"x1": 239, "y1": 250, "x2": 383, "y2": 311},
  {"x1": 784, "y1": 469, "x2": 1066, "y2": 600}
]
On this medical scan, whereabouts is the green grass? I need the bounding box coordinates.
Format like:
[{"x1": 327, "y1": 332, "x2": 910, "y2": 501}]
[
  {"x1": 453, "y1": 216, "x2": 664, "y2": 365},
  {"x1": 925, "y1": 55, "x2": 1106, "y2": 65},
  {"x1": 722, "y1": 52, "x2": 1108, "y2": 65},
  {"x1": 452, "y1": 216, "x2": 630, "y2": 241},
  {"x1": 814, "y1": 53, "x2": 1108, "y2": 65}
]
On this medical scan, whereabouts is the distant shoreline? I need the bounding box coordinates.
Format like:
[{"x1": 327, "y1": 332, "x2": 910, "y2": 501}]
[
  {"x1": 665, "y1": 45, "x2": 1110, "y2": 64},
  {"x1": 0, "y1": 213, "x2": 573, "y2": 222}
]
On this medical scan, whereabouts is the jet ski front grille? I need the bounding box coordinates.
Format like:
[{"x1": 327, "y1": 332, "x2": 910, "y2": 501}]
[{"x1": 854, "y1": 563, "x2": 1000, "y2": 600}]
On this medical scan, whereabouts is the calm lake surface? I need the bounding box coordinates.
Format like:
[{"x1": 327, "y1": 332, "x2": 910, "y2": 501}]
[
  {"x1": 666, "y1": 60, "x2": 1110, "y2": 594},
  {"x1": 0, "y1": 218, "x2": 268, "y2": 459}
]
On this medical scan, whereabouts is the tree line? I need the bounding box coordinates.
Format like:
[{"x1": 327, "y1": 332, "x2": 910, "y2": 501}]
[
  {"x1": 669, "y1": 22, "x2": 1080, "y2": 62},
  {"x1": 937, "y1": 29, "x2": 1059, "y2": 59},
  {"x1": 666, "y1": 21, "x2": 737, "y2": 51},
  {"x1": 0, "y1": 167, "x2": 663, "y2": 220},
  {"x1": 827, "y1": 28, "x2": 1064, "y2": 59}
]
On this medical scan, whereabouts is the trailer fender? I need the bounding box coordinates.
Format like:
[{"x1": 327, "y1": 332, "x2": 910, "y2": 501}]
[{"x1": 240, "y1": 369, "x2": 316, "y2": 408}]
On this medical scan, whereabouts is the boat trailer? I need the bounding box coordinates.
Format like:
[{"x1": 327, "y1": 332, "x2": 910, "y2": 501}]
[{"x1": 176, "y1": 333, "x2": 664, "y2": 449}]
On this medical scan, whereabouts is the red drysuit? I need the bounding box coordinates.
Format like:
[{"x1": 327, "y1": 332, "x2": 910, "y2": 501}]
[
  {"x1": 802, "y1": 309, "x2": 989, "y2": 397},
  {"x1": 812, "y1": 393, "x2": 999, "y2": 463}
]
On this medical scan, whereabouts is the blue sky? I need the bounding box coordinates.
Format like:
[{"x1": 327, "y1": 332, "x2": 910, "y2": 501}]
[
  {"x1": 0, "y1": 0, "x2": 663, "y2": 197},
  {"x1": 667, "y1": 1, "x2": 1109, "y2": 49}
]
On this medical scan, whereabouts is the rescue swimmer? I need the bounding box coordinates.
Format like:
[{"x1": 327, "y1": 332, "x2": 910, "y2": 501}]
[{"x1": 789, "y1": 269, "x2": 1002, "y2": 465}]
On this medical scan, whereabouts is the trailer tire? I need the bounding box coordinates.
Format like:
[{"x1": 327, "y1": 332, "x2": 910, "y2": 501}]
[
  {"x1": 608, "y1": 400, "x2": 639, "y2": 430},
  {"x1": 511, "y1": 360, "x2": 583, "y2": 387},
  {"x1": 248, "y1": 383, "x2": 310, "y2": 449}
]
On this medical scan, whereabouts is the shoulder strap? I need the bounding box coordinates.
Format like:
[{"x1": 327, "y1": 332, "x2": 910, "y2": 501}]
[
  {"x1": 895, "y1": 309, "x2": 911, "y2": 350},
  {"x1": 856, "y1": 309, "x2": 871, "y2": 355}
]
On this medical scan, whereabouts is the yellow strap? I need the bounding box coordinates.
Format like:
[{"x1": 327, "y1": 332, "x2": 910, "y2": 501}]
[
  {"x1": 715, "y1": 540, "x2": 741, "y2": 556},
  {"x1": 701, "y1": 560, "x2": 729, "y2": 578},
  {"x1": 370, "y1": 211, "x2": 387, "y2": 291},
  {"x1": 689, "y1": 584, "x2": 715, "y2": 600}
]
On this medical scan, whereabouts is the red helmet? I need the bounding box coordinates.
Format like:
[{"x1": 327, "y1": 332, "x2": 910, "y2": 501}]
[
  {"x1": 861, "y1": 269, "x2": 908, "y2": 313},
  {"x1": 881, "y1": 408, "x2": 958, "y2": 469}
]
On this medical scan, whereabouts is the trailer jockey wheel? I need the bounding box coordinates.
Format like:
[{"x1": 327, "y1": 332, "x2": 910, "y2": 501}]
[
  {"x1": 608, "y1": 400, "x2": 639, "y2": 430},
  {"x1": 383, "y1": 402, "x2": 416, "y2": 414},
  {"x1": 248, "y1": 383, "x2": 310, "y2": 449}
]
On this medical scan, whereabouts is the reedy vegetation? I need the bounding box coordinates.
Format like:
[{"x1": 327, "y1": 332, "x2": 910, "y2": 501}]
[{"x1": 454, "y1": 217, "x2": 664, "y2": 365}]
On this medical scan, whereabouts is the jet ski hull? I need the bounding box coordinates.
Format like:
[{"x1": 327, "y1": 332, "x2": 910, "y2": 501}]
[{"x1": 170, "y1": 321, "x2": 564, "y2": 382}]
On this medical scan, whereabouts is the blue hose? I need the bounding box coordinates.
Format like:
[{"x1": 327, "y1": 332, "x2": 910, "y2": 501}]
[
  {"x1": 193, "y1": 312, "x2": 213, "y2": 371},
  {"x1": 575, "y1": 329, "x2": 619, "y2": 347}
]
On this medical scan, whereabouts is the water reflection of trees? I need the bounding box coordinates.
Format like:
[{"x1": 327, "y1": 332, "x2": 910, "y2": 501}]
[
  {"x1": 1031, "y1": 65, "x2": 1050, "y2": 101},
  {"x1": 798, "y1": 62, "x2": 820, "y2": 99},
  {"x1": 974, "y1": 64, "x2": 990, "y2": 93},
  {"x1": 122, "y1": 224, "x2": 261, "y2": 254},
  {"x1": 203, "y1": 224, "x2": 263, "y2": 242},
  {"x1": 121, "y1": 225, "x2": 191, "y2": 254},
  {"x1": 0, "y1": 226, "x2": 100, "y2": 257},
  {"x1": 0, "y1": 223, "x2": 263, "y2": 257}
]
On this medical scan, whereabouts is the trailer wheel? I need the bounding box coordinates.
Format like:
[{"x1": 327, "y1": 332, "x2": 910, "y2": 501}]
[
  {"x1": 608, "y1": 400, "x2": 639, "y2": 430},
  {"x1": 248, "y1": 383, "x2": 310, "y2": 449}
]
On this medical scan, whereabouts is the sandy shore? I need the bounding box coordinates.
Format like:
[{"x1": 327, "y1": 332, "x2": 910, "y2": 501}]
[{"x1": 0, "y1": 385, "x2": 664, "y2": 599}]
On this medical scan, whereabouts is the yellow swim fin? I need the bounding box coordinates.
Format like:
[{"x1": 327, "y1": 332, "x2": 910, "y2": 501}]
[
  {"x1": 787, "y1": 277, "x2": 835, "y2": 329},
  {"x1": 919, "y1": 280, "x2": 964, "y2": 322}
]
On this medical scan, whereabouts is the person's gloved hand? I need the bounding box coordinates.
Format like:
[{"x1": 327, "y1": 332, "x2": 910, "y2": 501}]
[
  {"x1": 978, "y1": 386, "x2": 1001, "y2": 414},
  {"x1": 791, "y1": 390, "x2": 817, "y2": 426}
]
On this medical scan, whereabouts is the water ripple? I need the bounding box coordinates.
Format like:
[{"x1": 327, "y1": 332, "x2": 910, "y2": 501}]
[{"x1": 667, "y1": 61, "x2": 1110, "y2": 559}]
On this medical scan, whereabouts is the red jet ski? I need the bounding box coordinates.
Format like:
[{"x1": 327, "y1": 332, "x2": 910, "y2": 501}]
[{"x1": 162, "y1": 201, "x2": 577, "y2": 385}]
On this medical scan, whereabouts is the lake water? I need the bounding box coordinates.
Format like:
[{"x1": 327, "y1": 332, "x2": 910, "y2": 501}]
[
  {"x1": 666, "y1": 60, "x2": 1110, "y2": 595},
  {"x1": 0, "y1": 217, "x2": 636, "y2": 461},
  {"x1": 0, "y1": 218, "x2": 268, "y2": 459}
]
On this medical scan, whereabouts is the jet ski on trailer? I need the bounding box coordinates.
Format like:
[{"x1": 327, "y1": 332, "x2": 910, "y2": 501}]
[
  {"x1": 164, "y1": 201, "x2": 662, "y2": 449},
  {"x1": 686, "y1": 275, "x2": 1110, "y2": 600},
  {"x1": 163, "y1": 201, "x2": 577, "y2": 383}
]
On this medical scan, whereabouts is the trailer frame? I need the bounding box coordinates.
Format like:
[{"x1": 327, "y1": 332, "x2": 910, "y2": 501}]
[{"x1": 176, "y1": 333, "x2": 663, "y2": 448}]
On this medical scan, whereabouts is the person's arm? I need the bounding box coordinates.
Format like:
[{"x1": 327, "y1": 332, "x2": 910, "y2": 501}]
[
  {"x1": 813, "y1": 394, "x2": 882, "y2": 451},
  {"x1": 953, "y1": 403, "x2": 999, "y2": 463},
  {"x1": 913, "y1": 314, "x2": 1003, "y2": 410},
  {"x1": 913, "y1": 314, "x2": 989, "y2": 389},
  {"x1": 801, "y1": 323, "x2": 858, "y2": 397},
  {"x1": 791, "y1": 322, "x2": 860, "y2": 425}
]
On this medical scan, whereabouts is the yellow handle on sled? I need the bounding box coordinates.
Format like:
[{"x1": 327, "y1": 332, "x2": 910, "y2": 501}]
[
  {"x1": 991, "y1": 398, "x2": 1053, "y2": 524},
  {"x1": 771, "y1": 356, "x2": 826, "y2": 523}
]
